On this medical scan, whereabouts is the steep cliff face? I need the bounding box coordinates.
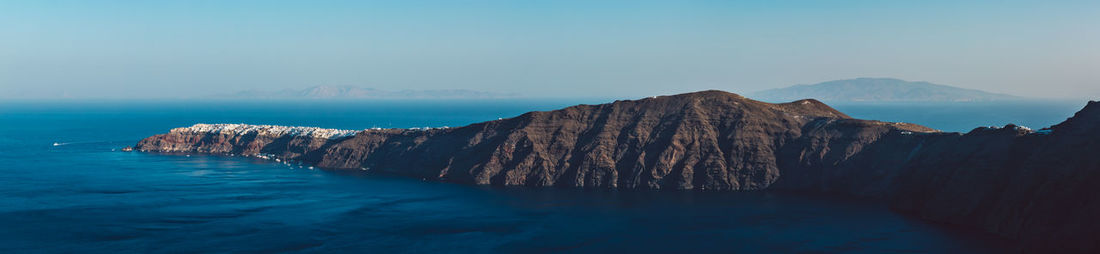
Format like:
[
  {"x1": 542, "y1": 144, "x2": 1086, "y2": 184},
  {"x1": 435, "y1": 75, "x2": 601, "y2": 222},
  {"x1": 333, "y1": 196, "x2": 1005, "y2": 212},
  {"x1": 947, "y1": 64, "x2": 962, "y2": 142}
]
[
  {"x1": 886, "y1": 102, "x2": 1100, "y2": 253},
  {"x1": 136, "y1": 124, "x2": 367, "y2": 162},
  {"x1": 135, "y1": 92, "x2": 1100, "y2": 252},
  {"x1": 142, "y1": 91, "x2": 918, "y2": 190},
  {"x1": 770, "y1": 118, "x2": 947, "y2": 196},
  {"x1": 317, "y1": 91, "x2": 879, "y2": 190}
]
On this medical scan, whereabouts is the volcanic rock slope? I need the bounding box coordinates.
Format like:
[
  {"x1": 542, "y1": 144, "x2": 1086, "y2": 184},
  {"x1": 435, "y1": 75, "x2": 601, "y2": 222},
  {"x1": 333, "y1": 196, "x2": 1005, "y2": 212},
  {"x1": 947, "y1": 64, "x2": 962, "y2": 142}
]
[
  {"x1": 139, "y1": 91, "x2": 928, "y2": 191},
  {"x1": 136, "y1": 91, "x2": 1100, "y2": 252},
  {"x1": 887, "y1": 101, "x2": 1100, "y2": 252}
]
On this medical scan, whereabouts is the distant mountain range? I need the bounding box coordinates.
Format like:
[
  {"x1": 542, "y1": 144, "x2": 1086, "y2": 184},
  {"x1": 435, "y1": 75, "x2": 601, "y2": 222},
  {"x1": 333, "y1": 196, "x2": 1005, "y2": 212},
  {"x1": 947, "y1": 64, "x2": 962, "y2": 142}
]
[
  {"x1": 751, "y1": 78, "x2": 1020, "y2": 103},
  {"x1": 225, "y1": 86, "x2": 518, "y2": 99}
]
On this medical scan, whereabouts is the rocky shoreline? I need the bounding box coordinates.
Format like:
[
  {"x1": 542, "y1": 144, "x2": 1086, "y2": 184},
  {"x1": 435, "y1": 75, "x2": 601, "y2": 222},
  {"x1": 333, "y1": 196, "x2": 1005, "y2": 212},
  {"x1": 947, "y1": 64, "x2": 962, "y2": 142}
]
[{"x1": 135, "y1": 91, "x2": 1100, "y2": 252}]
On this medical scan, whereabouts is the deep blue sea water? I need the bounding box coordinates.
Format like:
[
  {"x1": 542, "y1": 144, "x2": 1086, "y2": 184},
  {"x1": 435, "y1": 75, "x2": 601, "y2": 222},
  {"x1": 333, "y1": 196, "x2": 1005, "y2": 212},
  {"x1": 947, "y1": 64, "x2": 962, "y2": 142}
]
[
  {"x1": 831, "y1": 100, "x2": 1086, "y2": 132},
  {"x1": 0, "y1": 99, "x2": 1085, "y2": 253}
]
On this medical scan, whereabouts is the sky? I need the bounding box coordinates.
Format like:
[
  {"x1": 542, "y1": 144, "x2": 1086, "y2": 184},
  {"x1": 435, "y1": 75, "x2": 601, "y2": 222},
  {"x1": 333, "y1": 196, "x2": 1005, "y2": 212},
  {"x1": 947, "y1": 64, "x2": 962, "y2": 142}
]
[{"x1": 1, "y1": 0, "x2": 1097, "y2": 99}]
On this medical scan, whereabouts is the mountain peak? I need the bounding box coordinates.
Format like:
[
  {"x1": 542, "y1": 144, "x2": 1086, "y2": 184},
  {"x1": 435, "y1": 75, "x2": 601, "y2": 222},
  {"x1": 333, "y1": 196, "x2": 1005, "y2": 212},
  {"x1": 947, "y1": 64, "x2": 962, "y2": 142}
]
[
  {"x1": 648, "y1": 90, "x2": 745, "y2": 100},
  {"x1": 623, "y1": 90, "x2": 850, "y2": 120},
  {"x1": 1050, "y1": 101, "x2": 1100, "y2": 134}
]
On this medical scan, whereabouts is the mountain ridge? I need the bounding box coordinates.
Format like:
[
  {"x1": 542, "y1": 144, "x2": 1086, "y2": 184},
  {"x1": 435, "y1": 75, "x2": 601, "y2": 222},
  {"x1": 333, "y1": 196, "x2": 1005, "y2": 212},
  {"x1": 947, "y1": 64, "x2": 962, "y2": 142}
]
[{"x1": 752, "y1": 78, "x2": 1021, "y2": 102}]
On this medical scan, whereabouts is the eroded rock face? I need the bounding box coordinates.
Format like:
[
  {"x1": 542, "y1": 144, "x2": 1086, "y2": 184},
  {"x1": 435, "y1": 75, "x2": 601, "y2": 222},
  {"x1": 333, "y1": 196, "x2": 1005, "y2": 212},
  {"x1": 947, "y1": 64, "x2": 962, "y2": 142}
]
[
  {"x1": 135, "y1": 91, "x2": 1100, "y2": 252},
  {"x1": 139, "y1": 91, "x2": 919, "y2": 190},
  {"x1": 136, "y1": 124, "x2": 366, "y2": 162},
  {"x1": 886, "y1": 102, "x2": 1100, "y2": 253}
]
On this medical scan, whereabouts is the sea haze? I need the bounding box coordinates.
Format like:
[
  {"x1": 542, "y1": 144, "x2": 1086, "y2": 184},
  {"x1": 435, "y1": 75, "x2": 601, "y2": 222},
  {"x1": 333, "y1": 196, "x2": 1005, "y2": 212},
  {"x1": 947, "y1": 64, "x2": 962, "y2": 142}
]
[{"x1": 1, "y1": 99, "x2": 1072, "y2": 253}]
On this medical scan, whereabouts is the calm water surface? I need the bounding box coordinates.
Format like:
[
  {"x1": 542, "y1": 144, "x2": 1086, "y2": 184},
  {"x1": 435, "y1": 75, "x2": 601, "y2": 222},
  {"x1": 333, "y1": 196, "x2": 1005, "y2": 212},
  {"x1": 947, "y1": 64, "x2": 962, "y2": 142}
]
[
  {"x1": 2, "y1": 99, "x2": 1075, "y2": 253},
  {"x1": 832, "y1": 100, "x2": 1084, "y2": 132}
]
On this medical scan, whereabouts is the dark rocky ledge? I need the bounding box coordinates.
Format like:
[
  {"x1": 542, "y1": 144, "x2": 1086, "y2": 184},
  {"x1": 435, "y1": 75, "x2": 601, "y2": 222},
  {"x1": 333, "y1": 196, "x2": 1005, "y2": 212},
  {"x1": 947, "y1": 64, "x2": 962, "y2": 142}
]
[{"x1": 135, "y1": 91, "x2": 1100, "y2": 252}]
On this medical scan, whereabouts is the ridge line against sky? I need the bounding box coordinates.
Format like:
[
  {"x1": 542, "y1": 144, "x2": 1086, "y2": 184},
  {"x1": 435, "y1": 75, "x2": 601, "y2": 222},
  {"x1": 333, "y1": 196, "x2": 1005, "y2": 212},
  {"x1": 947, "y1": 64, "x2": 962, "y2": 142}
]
[{"x1": 1, "y1": 0, "x2": 1097, "y2": 100}]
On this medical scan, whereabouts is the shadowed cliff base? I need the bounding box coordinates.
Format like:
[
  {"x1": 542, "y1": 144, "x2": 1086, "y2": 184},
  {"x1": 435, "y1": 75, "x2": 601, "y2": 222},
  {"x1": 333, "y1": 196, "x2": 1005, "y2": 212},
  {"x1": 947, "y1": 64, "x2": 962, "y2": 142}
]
[{"x1": 136, "y1": 90, "x2": 1100, "y2": 253}]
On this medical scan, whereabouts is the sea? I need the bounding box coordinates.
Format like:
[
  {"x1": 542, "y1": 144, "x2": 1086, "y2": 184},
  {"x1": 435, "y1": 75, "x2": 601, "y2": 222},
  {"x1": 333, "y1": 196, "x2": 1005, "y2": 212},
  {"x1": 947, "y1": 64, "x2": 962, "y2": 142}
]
[{"x1": 0, "y1": 98, "x2": 1087, "y2": 253}]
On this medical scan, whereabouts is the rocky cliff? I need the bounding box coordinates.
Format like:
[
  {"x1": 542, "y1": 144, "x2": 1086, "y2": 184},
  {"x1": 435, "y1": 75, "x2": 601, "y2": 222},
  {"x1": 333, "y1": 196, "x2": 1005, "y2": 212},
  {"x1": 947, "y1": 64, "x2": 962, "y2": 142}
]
[
  {"x1": 135, "y1": 91, "x2": 1100, "y2": 252},
  {"x1": 138, "y1": 91, "x2": 920, "y2": 190}
]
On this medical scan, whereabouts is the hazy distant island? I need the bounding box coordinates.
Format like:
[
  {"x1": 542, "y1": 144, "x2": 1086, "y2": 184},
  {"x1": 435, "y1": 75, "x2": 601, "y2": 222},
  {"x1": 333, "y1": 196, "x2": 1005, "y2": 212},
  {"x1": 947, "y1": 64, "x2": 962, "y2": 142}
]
[
  {"x1": 224, "y1": 85, "x2": 520, "y2": 100},
  {"x1": 752, "y1": 78, "x2": 1021, "y2": 103},
  {"x1": 135, "y1": 90, "x2": 1099, "y2": 252}
]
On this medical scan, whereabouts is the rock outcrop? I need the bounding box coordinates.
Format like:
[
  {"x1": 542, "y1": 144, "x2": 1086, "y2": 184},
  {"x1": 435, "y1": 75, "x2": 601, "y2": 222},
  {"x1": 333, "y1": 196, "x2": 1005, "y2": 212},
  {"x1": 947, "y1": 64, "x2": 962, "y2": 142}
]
[{"x1": 135, "y1": 91, "x2": 1100, "y2": 252}]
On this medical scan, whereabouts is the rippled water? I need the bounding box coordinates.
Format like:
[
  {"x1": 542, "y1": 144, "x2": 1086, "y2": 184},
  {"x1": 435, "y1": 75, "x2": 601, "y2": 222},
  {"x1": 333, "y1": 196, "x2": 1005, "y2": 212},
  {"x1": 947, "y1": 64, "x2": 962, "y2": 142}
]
[{"x1": 0, "y1": 99, "x2": 1066, "y2": 253}]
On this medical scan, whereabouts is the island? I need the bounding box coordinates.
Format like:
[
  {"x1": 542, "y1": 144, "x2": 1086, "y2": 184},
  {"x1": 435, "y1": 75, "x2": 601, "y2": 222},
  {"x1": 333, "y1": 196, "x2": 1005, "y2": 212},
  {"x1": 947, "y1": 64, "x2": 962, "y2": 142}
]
[
  {"x1": 751, "y1": 78, "x2": 1021, "y2": 102},
  {"x1": 135, "y1": 90, "x2": 1100, "y2": 252}
]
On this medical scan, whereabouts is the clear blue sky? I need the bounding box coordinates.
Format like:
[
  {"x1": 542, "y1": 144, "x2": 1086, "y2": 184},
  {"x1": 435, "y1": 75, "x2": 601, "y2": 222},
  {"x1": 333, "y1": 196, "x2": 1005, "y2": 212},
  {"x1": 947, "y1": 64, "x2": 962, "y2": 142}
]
[{"x1": 1, "y1": 0, "x2": 1097, "y2": 99}]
